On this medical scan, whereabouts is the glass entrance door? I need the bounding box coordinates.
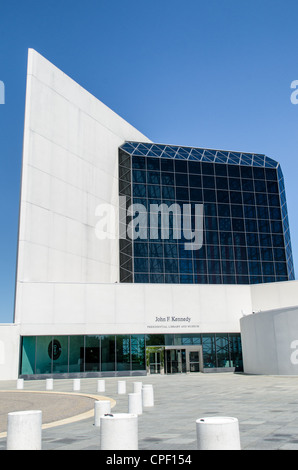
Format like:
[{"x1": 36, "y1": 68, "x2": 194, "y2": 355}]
[
  {"x1": 165, "y1": 349, "x2": 187, "y2": 373},
  {"x1": 189, "y1": 350, "x2": 200, "y2": 372},
  {"x1": 165, "y1": 347, "x2": 202, "y2": 374},
  {"x1": 149, "y1": 351, "x2": 162, "y2": 374}
]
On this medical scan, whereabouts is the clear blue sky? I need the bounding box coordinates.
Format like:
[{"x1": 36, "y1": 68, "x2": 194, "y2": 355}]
[{"x1": 0, "y1": 0, "x2": 298, "y2": 323}]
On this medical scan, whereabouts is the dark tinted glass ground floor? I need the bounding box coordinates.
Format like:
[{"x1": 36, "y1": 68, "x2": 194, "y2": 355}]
[{"x1": 20, "y1": 333, "x2": 242, "y2": 377}]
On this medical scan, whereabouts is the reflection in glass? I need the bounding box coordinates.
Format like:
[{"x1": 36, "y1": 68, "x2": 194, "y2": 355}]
[
  {"x1": 101, "y1": 335, "x2": 116, "y2": 372},
  {"x1": 116, "y1": 335, "x2": 131, "y2": 371},
  {"x1": 21, "y1": 336, "x2": 36, "y2": 375},
  {"x1": 69, "y1": 336, "x2": 84, "y2": 373},
  {"x1": 36, "y1": 336, "x2": 52, "y2": 374},
  {"x1": 85, "y1": 335, "x2": 100, "y2": 372},
  {"x1": 52, "y1": 336, "x2": 68, "y2": 373},
  {"x1": 131, "y1": 335, "x2": 146, "y2": 370}
]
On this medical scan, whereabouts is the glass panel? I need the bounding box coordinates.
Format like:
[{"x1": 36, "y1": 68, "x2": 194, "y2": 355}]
[
  {"x1": 202, "y1": 334, "x2": 216, "y2": 368},
  {"x1": 216, "y1": 176, "x2": 228, "y2": 189},
  {"x1": 216, "y1": 334, "x2": 230, "y2": 367},
  {"x1": 229, "y1": 178, "x2": 241, "y2": 191},
  {"x1": 161, "y1": 159, "x2": 174, "y2": 172},
  {"x1": 146, "y1": 334, "x2": 165, "y2": 346},
  {"x1": 131, "y1": 335, "x2": 146, "y2": 370},
  {"x1": 175, "y1": 160, "x2": 188, "y2": 173},
  {"x1": 116, "y1": 335, "x2": 131, "y2": 371},
  {"x1": 229, "y1": 334, "x2": 243, "y2": 370},
  {"x1": 85, "y1": 335, "x2": 100, "y2": 372},
  {"x1": 36, "y1": 336, "x2": 53, "y2": 374},
  {"x1": 175, "y1": 173, "x2": 189, "y2": 186},
  {"x1": 132, "y1": 156, "x2": 145, "y2": 169},
  {"x1": 203, "y1": 175, "x2": 215, "y2": 188},
  {"x1": 189, "y1": 351, "x2": 200, "y2": 372},
  {"x1": 134, "y1": 273, "x2": 149, "y2": 283},
  {"x1": 134, "y1": 258, "x2": 149, "y2": 273},
  {"x1": 52, "y1": 336, "x2": 68, "y2": 373},
  {"x1": 101, "y1": 335, "x2": 116, "y2": 372},
  {"x1": 69, "y1": 335, "x2": 84, "y2": 373},
  {"x1": 147, "y1": 157, "x2": 160, "y2": 171},
  {"x1": 21, "y1": 336, "x2": 36, "y2": 375},
  {"x1": 147, "y1": 171, "x2": 160, "y2": 185}
]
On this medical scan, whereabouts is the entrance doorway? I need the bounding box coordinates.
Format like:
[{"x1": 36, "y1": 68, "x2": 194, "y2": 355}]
[
  {"x1": 146, "y1": 346, "x2": 165, "y2": 374},
  {"x1": 149, "y1": 350, "x2": 162, "y2": 374},
  {"x1": 165, "y1": 346, "x2": 203, "y2": 374},
  {"x1": 146, "y1": 345, "x2": 203, "y2": 374}
]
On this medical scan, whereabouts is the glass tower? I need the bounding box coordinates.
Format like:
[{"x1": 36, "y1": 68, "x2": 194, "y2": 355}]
[{"x1": 119, "y1": 142, "x2": 295, "y2": 285}]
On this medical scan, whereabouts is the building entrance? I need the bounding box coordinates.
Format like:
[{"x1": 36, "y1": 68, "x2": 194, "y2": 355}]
[
  {"x1": 146, "y1": 346, "x2": 203, "y2": 374},
  {"x1": 164, "y1": 346, "x2": 203, "y2": 374}
]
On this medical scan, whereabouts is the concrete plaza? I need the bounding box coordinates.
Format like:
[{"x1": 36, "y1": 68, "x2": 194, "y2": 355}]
[{"x1": 1, "y1": 372, "x2": 298, "y2": 450}]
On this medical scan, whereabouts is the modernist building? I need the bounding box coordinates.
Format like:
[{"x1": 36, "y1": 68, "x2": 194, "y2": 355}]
[{"x1": 0, "y1": 49, "x2": 297, "y2": 380}]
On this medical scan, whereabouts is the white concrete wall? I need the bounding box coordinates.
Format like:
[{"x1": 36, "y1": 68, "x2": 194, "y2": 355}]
[
  {"x1": 15, "y1": 49, "x2": 150, "y2": 324},
  {"x1": 0, "y1": 324, "x2": 20, "y2": 380},
  {"x1": 240, "y1": 306, "x2": 298, "y2": 375},
  {"x1": 241, "y1": 280, "x2": 298, "y2": 375},
  {"x1": 16, "y1": 283, "x2": 252, "y2": 336},
  {"x1": 250, "y1": 280, "x2": 298, "y2": 313}
]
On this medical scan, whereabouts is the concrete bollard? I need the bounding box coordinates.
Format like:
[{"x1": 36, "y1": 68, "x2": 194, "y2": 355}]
[
  {"x1": 128, "y1": 393, "x2": 142, "y2": 415},
  {"x1": 46, "y1": 378, "x2": 53, "y2": 390},
  {"x1": 196, "y1": 417, "x2": 241, "y2": 450},
  {"x1": 73, "y1": 378, "x2": 81, "y2": 391},
  {"x1": 6, "y1": 410, "x2": 42, "y2": 450},
  {"x1": 117, "y1": 380, "x2": 126, "y2": 394},
  {"x1": 133, "y1": 381, "x2": 143, "y2": 393},
  {"x1": 16, "y1": 378, "x2": 24, "y2": 390},
  {"x1": 94, "y1": 400, "x2": 111, "y2": 427},
  {"x1": 97, "y1": 379, "x2": 105, "y2": 393},
  {"x1": 142, "y1": 384, "x2": 154, "y2": 407},
  {"x1": 100, "y1": 413, "x2": 138, "y2": 450}
]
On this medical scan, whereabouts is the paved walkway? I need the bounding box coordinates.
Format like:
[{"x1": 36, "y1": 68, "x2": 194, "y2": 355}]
[{"x1": 1, "y1": 372, "x2": 298, "y2": 450}]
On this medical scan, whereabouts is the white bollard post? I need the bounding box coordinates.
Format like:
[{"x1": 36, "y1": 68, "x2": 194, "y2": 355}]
[
  {"x1": 100, "y1": 413, "x2": 138, "y2": 450},
  {"x1": 142, "y1": 384, "x2": 154, "y2": 407},
  {"x1": 133, "y1": 381, "x2": 143, "y2": 393},
  {"x1": 97, "y1": 379, "x2": 105, "y2": 393},
  {"x1": 16, "y1": 379, "x2": 24, "y2": 390},
  {"x1": 196, "y1": 417, "x2": 241, "y2": 450},
  {"x1": 128, "y1": 393, "x2": 142, "y2": 415},
  {"x1": 94, "y1": 400, "x2": 111, "y2": 427},
  {"x1": 6, "y1": 410, "x2": 42, "y2": 450},
  {"x1": 117, "y1": 380, "x2": 126, "y2": 394},
  {"x1": 73, "y1": 378, "x2": 81, "y2": 391},
  {"x1": 46, "y1": 378, "x2": 53, "y2": 390}
]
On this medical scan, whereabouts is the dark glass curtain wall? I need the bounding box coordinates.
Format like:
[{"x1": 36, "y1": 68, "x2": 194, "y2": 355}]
[{"x1": 119, "y1": 142, "x2": 294, "y2": 285}]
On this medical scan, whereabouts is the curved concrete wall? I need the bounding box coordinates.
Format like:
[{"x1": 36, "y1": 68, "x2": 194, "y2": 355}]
[{"x1": 240, "y1": 306, "x2": 298, "y2": 375}]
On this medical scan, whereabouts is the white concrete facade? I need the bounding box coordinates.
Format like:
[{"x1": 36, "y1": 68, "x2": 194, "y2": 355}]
[{"x1": 16, "y1": 282, "x2": 252, "y2": 336}]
